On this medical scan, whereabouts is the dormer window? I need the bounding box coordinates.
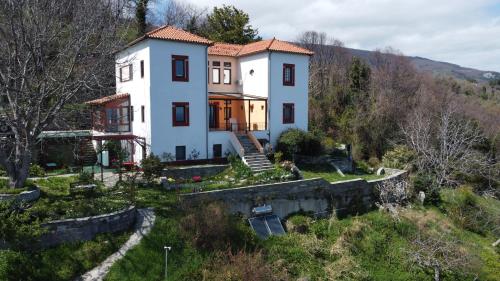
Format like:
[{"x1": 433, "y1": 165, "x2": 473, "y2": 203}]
[
  {"x1": 172, "y1": 55, "x2": 189, "y2": 82},
  {"x1": 283, "y1": 64, "x2": 295, "y2": 86}
]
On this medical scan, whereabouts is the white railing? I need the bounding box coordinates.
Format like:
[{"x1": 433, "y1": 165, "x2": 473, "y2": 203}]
[{"x1": 229, "y1": 132, "x2": 245, "y2": 157}]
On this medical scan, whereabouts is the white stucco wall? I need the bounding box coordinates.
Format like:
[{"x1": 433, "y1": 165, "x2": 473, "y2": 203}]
[
  {"x1": 268, "y1": 52, "x2": 309, "y2": 145},
  {"x1": 148, "y1": 40, "x2": 209, "y2": 160},
  {"x1": 115, "y1": 41, "x2": 151, "y2": 162},
  {"x1": 208, "y1": 131, "x2": 237, "y2": 158},
  {"x1": 239, "y1": 52, "x2": 269, "y2": 98}
]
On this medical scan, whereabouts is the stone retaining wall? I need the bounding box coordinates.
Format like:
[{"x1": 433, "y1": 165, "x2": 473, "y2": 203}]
[
  {"x1": 40, "y1": 206, "x2": 136, "y2": 247},
  {"x1": 182, "y1": 169, "x2": 407, "y2": 219},
  {"x1": 0, "y1": 188, "x2": 40, "y2": 203},
  {"x1": 162, "y1": 164, "x2": 228, "y2": 179}
]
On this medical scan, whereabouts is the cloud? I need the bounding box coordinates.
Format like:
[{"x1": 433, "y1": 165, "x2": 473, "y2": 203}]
[{"x1": 180, "y1": 0, "x2": 500, "y2": 71}]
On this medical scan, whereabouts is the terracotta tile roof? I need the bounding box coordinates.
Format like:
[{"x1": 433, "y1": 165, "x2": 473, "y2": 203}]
[
  {"x1": 129, "y1": 25, "x2": 212, "y2": 46},
  {"x1": 208, "y1": 43, "x2": 244, "y2": 56},
  {"x1": 209, "y1": 39, "x2": 313, "y2": 57},
  {"x1": 85, "y1": 93, "x2": 129, "y2": 105}
]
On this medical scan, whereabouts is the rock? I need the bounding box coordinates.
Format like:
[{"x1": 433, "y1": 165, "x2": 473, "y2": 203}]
[
  {"x1": 376, "y1": 167, "x2": 385, "y2": 176},
  {"x1": 418, "y1": 191, "x2": 426, "y2": 205}
]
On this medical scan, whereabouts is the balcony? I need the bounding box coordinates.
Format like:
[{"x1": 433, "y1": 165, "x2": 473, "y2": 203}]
[
  {"x1": 87, "y1": 94, "x2": 131, "y2": 133},
  {"x1": 209, "y1": 93, "x2": 267, "y2": 132}
]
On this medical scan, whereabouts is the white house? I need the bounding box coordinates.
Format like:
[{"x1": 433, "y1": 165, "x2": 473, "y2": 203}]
[{"x1": 85, "y1": 26, "x2": 313, "y2": 171}]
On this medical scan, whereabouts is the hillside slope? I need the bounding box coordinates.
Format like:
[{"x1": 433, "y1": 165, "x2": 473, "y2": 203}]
[{"x1": 345, "y1": 47, "x2": 500, "y2": 83}]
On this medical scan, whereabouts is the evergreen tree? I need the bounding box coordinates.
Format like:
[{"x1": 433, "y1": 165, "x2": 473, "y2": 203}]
[
  {"x1": 135, "y1": 0, "x2": 149, "y2": 36},
  {"x1": 203, "y1": 5, "x2": 261, "y2": 44}
]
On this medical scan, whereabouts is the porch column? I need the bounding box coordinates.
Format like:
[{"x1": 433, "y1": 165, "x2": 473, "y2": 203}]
[
  {"x1": 247, "y1": 100, "x2": 251, "y2": 132},
  {"x1": 264, "y1": 99, "x2": 268, "y2": 130}
]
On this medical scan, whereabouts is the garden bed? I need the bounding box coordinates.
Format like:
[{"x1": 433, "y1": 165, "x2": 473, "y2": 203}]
[{"x1": 25, "y1": 176, "x2": 130, "y2": 222}]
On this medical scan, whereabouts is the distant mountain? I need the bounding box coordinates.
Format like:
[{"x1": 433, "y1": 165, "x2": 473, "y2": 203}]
[{"x1": 344, "y1": 47, "x2": 500, "y2": 83}]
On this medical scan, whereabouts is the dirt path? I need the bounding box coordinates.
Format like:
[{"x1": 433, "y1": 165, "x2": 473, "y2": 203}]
[{"x1": 76, "y1": 208, "x2": 156, "y2": 281}]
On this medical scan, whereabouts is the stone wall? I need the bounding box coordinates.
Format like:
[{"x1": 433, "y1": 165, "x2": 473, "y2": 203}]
[
  {"x1": 0, "y1": 188, "x2": 40, "y2": 203},
  {"x1": 162, "y1": 164, "x2": 228, "y2": 179},
  {"x1": 182, "y1": 169, "x2": 407, "y2": 219},
  {"x1": 40, "y1": 206, "x2": 136, "y2": 247}
]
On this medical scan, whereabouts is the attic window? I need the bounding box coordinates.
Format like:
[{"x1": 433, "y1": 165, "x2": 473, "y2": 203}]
[{"x1": 172, "y1": 55, "x2": 189, "y2": 82}]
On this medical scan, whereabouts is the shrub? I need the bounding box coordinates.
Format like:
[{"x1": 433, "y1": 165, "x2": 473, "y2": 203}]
[
  {"x1": 412, "y1": 173, "x2": 441, "y2": 205},
  {"x1": 78, "y1": 170, "x2": 94, "y2": 184},
  {"x1": 180, "y1": 202, "x2": 256, "y2": 251},
  {"x1": 228, "y1": 155, "x2": 252, "y2": 179},
  {"x1": 382, "y1": 145, "x2": 416, "y2": 170},
  {"x1": 0, "y1": 166, "x2": 6, "y2": 177},
  {"x1": 367, "y1": 156, "x2": 380, "y2": 168},
  {"x1": 141, "y1": 154, "x2": 163, "y2": 182},
  {"x1": 321, "y1": 137, "x2": 337, "y2": 153},
  {"x1": 276, "y1": 129, "x2": 322, "y2": 159},
  {"x1": 202, "y1": 249, "x2": 286, "y2": 281},
  {"x1": 29, "y1": 164, "x2": 46, "y2": 177}
]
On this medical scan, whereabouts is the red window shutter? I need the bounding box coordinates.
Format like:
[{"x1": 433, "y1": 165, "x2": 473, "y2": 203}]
[
  {"x1": 185, "y1": 59, "x2": 189, "y2": 81},
  {"x1": 185, "y1": 104, "x2": 190, "y2": 126},
  {"x1": 291, "y1": 104, "x2": 295, "y2": 123}
]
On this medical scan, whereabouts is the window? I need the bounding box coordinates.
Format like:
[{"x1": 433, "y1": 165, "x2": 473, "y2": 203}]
[
  {"x1": 172, "y1": 102, "x2": 189, "y2": 126},
  {"x1": 141, "y1": 106, "x2": 145, "y2": 123},
  {"x1": 172, "y1": 55, "x2": 189, "y2": 82},
  {"x1": 212, "y1": 61, "x2": 220, "y2": 84},
  {"x1": 283, "y1": 103, "x2": 295, "y2": 124},
  {"x1": 119, "y1": 64, "x2": 133, "y2": 82},
  {"x1": 140, "y1": 60, "x2": 144, "y2": 78},
  {"x1": 223, "y1": 69, "x2": 231, "y2": 84},
  {"x1": 130, "y1": 106, "x2": 134, "y2": 122},
  {"x1": 175, "y1": 146, "x2": 186, "y2": 161},
  {"x1": 213, "y1": 144, "x2": 222, "y2": 158},
  {"x1": 283, "y1": 64, "x2": 295, "y2": 86}
]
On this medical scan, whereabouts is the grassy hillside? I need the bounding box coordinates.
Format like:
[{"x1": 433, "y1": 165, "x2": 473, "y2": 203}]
[{"x1": 102, "y1": 186, "x2": 500, "y2": 281}]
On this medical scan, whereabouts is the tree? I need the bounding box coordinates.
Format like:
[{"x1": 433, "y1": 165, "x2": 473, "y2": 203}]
[
  {"x1": 203, "y1": 5, "x2": 261, "y2": 44},
  {"x1": 158, "y1": 0, "x2": 207, "y2": 34},
  {"x1": 0, "y1": 0, "x2": 129, "y2": 188},
  {"x1": 135, "y1": 0, "x2": 149, "y2": 36},
  {"x1": 408, "y1": 233, "x2": 477, "y2": 281},
  {"x1": 402, "y1": 98, "x2": 490, "y2": 187}
]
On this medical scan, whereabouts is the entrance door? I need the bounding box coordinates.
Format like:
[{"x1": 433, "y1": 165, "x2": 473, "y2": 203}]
[{"x1": 209, "y1": 104, "x2": 219, "y2": 129}]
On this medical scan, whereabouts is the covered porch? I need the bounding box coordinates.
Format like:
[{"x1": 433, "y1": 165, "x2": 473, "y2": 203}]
[{"x1": 208, "y1": 93, "x2": 268, "y2": 132}]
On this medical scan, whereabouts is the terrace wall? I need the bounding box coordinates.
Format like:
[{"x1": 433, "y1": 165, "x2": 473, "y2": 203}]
[
  {"x1": 182, "y1": 169, "x2": 407, "y2": 218},
  {"x1": 40, "y1": 206, "x2": 136, "y2": 247},
  {"x1": 162, "y1": 164, "x2": 229, "y2": 179}
]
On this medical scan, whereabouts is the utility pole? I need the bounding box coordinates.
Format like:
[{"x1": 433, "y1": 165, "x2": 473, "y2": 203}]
[{"x1": 164, "y1": 246, "x2": 172, "y2": 281}]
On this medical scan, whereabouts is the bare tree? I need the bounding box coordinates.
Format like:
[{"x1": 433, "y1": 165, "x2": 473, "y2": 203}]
[
  {"x1": 0, "y1": 0, "x2": 129, "y2": 188},
  {"x1": 402, "y1": 98, "x2": 489, "y2": 187},
  {"x1": 408, "y1": 233, "x2": 477, "y2": 281},
  {"x1": 154, "y1": 0, "x2": 207, "y2": 33}
]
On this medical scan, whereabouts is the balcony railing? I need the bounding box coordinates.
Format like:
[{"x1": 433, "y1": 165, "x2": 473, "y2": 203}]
[{"x1": 209, "y1": 122, "x2": 267, "y2": 132}]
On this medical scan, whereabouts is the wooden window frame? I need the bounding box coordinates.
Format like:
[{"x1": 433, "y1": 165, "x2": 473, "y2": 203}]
[
  {"x1": 212, "y1": 68, "x2": 220, "y2": 84},
  {"x1": 140, "y1": 60, "x2": 144, "y2": 78},
  {"x1": 283, "y1": 63, "x2": 295, "y2": 86},
  {"x1": 119, "y1": 64, "x2": 133, "y2": 82},
  {"x1": 172, "y1": 55, "x2": 189, "y2": 82},
  {"x1": 172, "y1": 102, "x2": 190, "y2": 126},
  {"x1": 141, "y1": 105, "x2": 145, "y2": 123},
  {"x1": 130, "y1": 106, "x2": 134, "y2": 122},
  {"x1": 283, "y1": 103, "x2": 295, "y2": 124},
  {"x1": 223, "y1": 68, "x2": 231, "y2": 84}
]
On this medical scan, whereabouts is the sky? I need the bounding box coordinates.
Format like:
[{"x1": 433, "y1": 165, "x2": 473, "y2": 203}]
[{"x1": 174, "y1": 0, "x2": 500, "y2": 72}]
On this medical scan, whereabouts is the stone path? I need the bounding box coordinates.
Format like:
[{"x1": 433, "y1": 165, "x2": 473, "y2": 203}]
[{"x1": 76, "y1": 208, "x2": 156, "y2": 281}]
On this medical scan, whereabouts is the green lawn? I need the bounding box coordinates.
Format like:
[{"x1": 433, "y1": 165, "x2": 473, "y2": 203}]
[{"x1": 298, "y1": 163, "x2": 384, "y2": 182}]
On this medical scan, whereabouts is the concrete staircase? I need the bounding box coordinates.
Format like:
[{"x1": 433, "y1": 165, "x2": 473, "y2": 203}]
[{"x1": 236, "y1": 134, "x2": 274, "y2": 173}]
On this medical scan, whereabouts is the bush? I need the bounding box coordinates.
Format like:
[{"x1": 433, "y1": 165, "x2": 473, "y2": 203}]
[
  {"x1": 228, "y1": 154, "x2": 252, "y2": 179},
  {"x1": 29, "y1": 164, "x2": 46, "y2": 177},
  {"x1": 412, "y1": 173, "x2": 441, "y2": 205},
  {"x1": 141, "y1": 154, "x2": 163, "y2": 182},
  {"x1": 0, "y1": 166, "x2": 6, "y2": 177},
  {"x1": 202, "y1": 249, "x2": 286, "y2": 281},
  {"x1": 78, "y1": 170, "x2": 94, "y2": 184},
  {"x1": 276, "y1": 129, "x2": 322, "y2": 159},
  {"x1": 180, "y1": 202, "x2": 256, "y2": 251},
  {"x1": 382, "y1": 145, "x2": 416, "y2": 170}
]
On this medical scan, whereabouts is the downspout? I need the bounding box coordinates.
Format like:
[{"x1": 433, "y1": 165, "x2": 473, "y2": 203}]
[
  {"x1": 205, "y1": 45, "x2": 209, "y2": 159},
  {"x1": 267, "y1": 51, "x2": 272, "y2": 146}
]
